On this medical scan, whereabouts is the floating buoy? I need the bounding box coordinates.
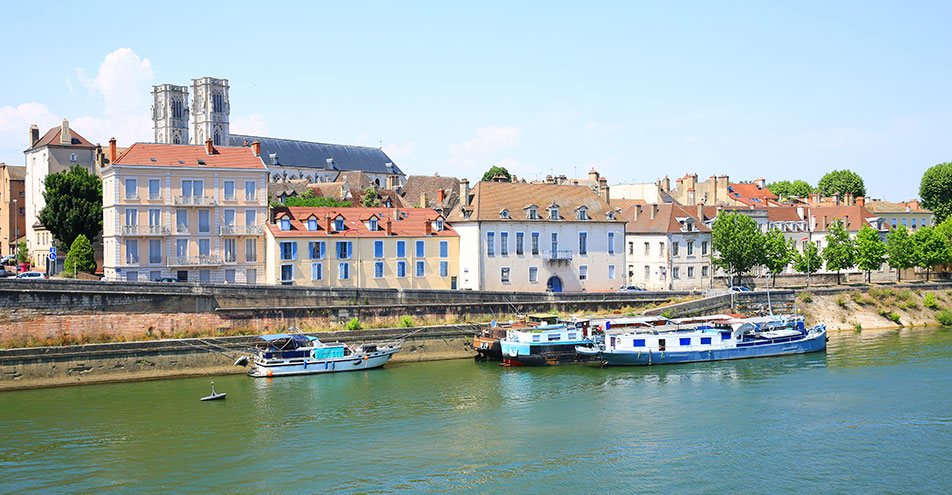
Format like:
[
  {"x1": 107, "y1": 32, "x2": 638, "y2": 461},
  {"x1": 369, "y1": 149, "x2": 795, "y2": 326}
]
[{"x1": 266, "y1": 369, "x2": 273, "y2": 377}]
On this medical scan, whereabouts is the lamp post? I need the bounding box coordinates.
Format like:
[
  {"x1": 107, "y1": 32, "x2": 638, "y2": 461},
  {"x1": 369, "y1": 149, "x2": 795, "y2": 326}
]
[{"x1": 12, "y1": 199, "x2": 17, "y2": 257}]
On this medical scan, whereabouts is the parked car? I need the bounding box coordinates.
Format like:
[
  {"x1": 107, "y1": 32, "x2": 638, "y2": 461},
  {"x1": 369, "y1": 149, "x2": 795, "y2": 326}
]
[
  {"x1": 0, "y1": 254, "x2": 16, "y2": 265},
  {"x1": 618, "y1": 285, "x2": 645, "y2": 292},
  {"x1": 730, "y1": 286, "x2": 751, "y2": 292},
  {"x1": 153, "y1": 277, "x2": 182, "y2": 283},
  {"x1": 0, "y1": 270, "x2": 15, "y2": 278},
  {"x1": 16, "y1": 271, "x2": 48, "y2": 279}
]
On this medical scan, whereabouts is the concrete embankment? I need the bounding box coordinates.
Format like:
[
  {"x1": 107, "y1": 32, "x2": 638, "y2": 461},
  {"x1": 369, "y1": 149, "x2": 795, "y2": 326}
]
[{"x1": 0, "y1": 324, "x2": 478, "y2": 391}]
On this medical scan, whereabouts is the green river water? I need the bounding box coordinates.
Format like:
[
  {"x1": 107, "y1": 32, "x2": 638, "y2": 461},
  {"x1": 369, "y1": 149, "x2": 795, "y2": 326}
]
[{"x1": 1, "y1": 326, "x2": 951, "y2": 494}]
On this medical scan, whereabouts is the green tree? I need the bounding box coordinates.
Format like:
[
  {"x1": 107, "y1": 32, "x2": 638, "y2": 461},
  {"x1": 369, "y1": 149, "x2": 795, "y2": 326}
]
[
  {"x1": 16, "y1": 240, "x2": 29, "y2": 265},
  {"x1": 481, "y1": 166, "x2": 512, "y2": 182},
  {"x1": 920, "y1": 162, "x2": 952, "y2": 223},
  {"x1": 38, "y1": 165, "x2": 103, "y2": 250},
  {"x1": 760, "y1": 229, "x2": 793, "y2": 286},
  {"x1": 767, "y1": 179, "x2": 814, "y2": 200},
  {"x1": 711, "y1": 211, "x2": 763, "y2": 281},
  {"x1": 886, "y1": 226, "x2": 916, "y2": 282},
  {"x1": 793, "y1": 241, "x2": 821, "y2": 276},
  {"x1": 63, "y1": 234, "x2": 97, "y2": 275},
  {"x1": 281, "y1": 196, "x2": 351, "y2": 207},
  {"x1": 854, "y1": 225, "x2": 886, "y2": 283},
  {"x1": 817, "y1": 169, "x2": 866, "y2": 198},
  {"x1": 361, "y1": 187, "x2": 380, "y2": 207},
  {"x1": 822, "y1": 220, "x2": 855, "y2": 285},
  {"x1": 912, "y1": 226, "x2": 951, "y2": 281}
]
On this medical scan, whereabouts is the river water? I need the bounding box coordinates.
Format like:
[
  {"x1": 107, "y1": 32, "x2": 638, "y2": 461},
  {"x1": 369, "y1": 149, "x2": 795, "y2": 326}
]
[{"x1": 1, "y1": 327, "x2": 951, "y2": 494}]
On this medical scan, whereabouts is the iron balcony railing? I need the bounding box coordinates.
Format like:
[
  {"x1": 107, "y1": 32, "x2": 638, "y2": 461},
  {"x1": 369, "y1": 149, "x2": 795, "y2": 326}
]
[
  {"x1": 173, "y1": 195, "x2": 218, "y2": 206},
  {"x1": 121, "y1": 225, "x2": 172, "y2": 235},
  {"x1": 544, "y1": 249, "x2": 573, "y2": 261},
  {"x1": 219, "y1": 224, "x2": 263, "y2": 235},
  {"x1": 168, "y1": 254, "x2": 223, "y2": 266}
]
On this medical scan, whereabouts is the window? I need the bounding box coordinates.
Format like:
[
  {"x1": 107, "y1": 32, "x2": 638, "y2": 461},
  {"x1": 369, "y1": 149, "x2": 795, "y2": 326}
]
[
  {"x1": 223, "y1": 209, "x2": 235, "y2": 227},
  {"x1": 500, "y1": 209, "x2": 510, "y2": 219},
  {"x1": 150, "y1": 270, "x2": 160, "y2": 281},
  {"x1": 687, "y1": 241, "x2": 694, "y2": 256},
  {"x1": 500, "y1": 232, "x2": 509, "y2": 256},
  {"x1": 529, "y1": 266, "x2": 538, "y2": 282},
  {"x1": 149, "y1": 239, "x2": 161, "y2": 264},
  {"x1": 245, "y1": 209, "x2": 257, "y2": 228},
  {"x1": 702, "y1": 241, "x2": 708, "y2": 255},
  {"x1": 577, "y1": 207, "x2": 588, "y2": 220},
  {"x1": 644, "y1": 265, "x2": 650, "y2": 279},
  {"x1": 680, "y1": 338, "x2": 691, "y2": 346},
  {"x1": 198, "y1": 210, "x2": 210, "y2": 233},
  {"x1": 124, "y1": 178, "x2": 137, "y2": 199},
  {"x1": 149, "y1": 179, "x2": 161, "y2": 200},
  {"x1": 416, "y1": 261, "x2": 425, "y2": 277},
  {"x1": 125, "y1": 208, "x2": 137, "y2": 227},
  {"x1": 224, "y1": 239, "x2": 236, "y2": 263},
  {"x1": 486, "y1": 232, "x2": 495, "y2": 256},
  {"x1": 310, "y1": 241, "x2": 325, "y2": 259},
  {"x1": 440, "y1": 241, "x2": 448, "y2": 258},
  {"x1": 225, "y1": 269, "x2": 235, "y2": 283},
  {"x1": 902, "y1": 218, "x2": 907, "y2": 226},
  {"x1": 176, "y1": 239, "x2": 188, "y2": 258},
  {"x1": 416, "y1": 240, "x2": 425, "y2": 258},
  {"x1": 280, "y1": 217, "x2": 292, "y2": 232},
  {"x1": 891, "y1": 217, "x2": 897, "y2": 228},
  {"x1": 579, "y1": 232, "x2": 588, "y2": 255},
  {"x1": 307, "y1": 218, "x2": 318, "y2": 231},
  {"x1": 609, "y1": 265, "x2": 615, "y2": 279},
  {"x1": 633, "y1": 339, "x2": 646, "y2": 347},
  {"x1": 526, "y1": 206, "x2": 538, "y2": 220},
  {"x1": 397, "y1": 260, "x2": 407, "y2": 277},
  {"x1": 516, "y1": 232, "x2": 524, "y2": 255},
  {"x1": 608, "y1": 232, "x2": 615, "y2": 255},
  {"x1": 644, "y1": 242, "x2": 650, "y2": 256},
  {"x1": 440, "y1": 260, "x2": 448, "y2": 277},
  {"x1": 369, "y1": 218, "x2": 378, "y2": 231},
  {"x1": 280, "y1": 242, "x2": 297, "y2": 260},
  {"x1": 629, "y1": 241, "x2": 634, "y2": 255},
  {"x1": 223, "y1": 180, "x2": 235, "y2": 201},
  {"x1": 281, "y1": 264, "x2": 294, "y2": 284},
  {"x1": 182, "y1": 179, "x2": 203, "y2": 198},
  {"x1": 659, "y1": 242, "x2": 665, "y2": 256},
  {"x1": 549, "y1": 206, "x2": 560, "y2": 220},
  {"x1": 246, "y1": 269, "x2": 257, "y2": 284},
  {"x1": 335, "y1": 218, "x2": 345, "y2": 231},
  {"x1": 673, "y1": 267, "x2": 680, "y2": 278},
  {"x1": 70, "y1": 153, "x2": 78, "y2": 162},
  {"x1": 531, "y1": 232, "x2": 540, "y2": 255},
  {"x1": 551, "y1": 232, "x2": 559, "y2": 253},
  {"x1": 148, "y1": 209, "x2": 161, "y2": 229},
  {"x1": 125, "y1": 239, "x2": 139, "y2": 264},
  {"x1": 435, "y1": 219, "x2": 444, "y2": 231},
  {"x1": 339, "y1": 262, "x2": 350, "y2": 280},
  {"x1": 912, "y1": 218, "x2": 917, "y2": 228},
  {"x1": 701, "y1": 337, "x2": 712, "y2": 345},
  {"x1": 702, "y1": 266, "x2": 709, "y2": 277},
  {"x1": 245, "y1": 239, "x2": 257, "y2": 262},
  {"x1": 501, "y1": 267, "x2": 510, "y2": 283},
  {"x1": 579, "y1": 265, "x2": 588, "y2": 280},
  {"x1": 374, "y1": 240, "x2": 384, "y2": 258},
  {"x1": 126, "y1": 271, "x2": 138, "y2": 282},
  {"x1": 198, "y1": 239, "x2": 210, "y2": 257},
  {"x1": 374, "y1": 261, "x2": 384, "y2": 278},
  {"x1": 688, "y1": 266, "x2": 695, "y2": 278},
  {"x1": 672, "y1": 242, "x2": 680, "y2": 257},
  {"x1": 245, "y1": 181, "x2": 257, "y2": 201},
  {"x1": 397, "y1": 241, "x2": 406, "y2": 258},
  {"x1": 336, "y1": 241, "x2": 352, "y2": 259}
]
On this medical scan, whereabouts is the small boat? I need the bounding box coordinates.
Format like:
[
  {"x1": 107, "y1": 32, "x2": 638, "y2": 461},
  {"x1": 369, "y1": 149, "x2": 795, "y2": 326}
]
[
  {"x1": 577, "y1": 314, "x2": 826, "y2": 366},
  {"x1": 474, "y1": 314, "x2": 560, "y2": 361},
  {"x1": 243, "y1": 333, "x2": 401, "y2": 378},
  {"x1": 500, "y1": 317, "x2": 599, "y2": 366}
]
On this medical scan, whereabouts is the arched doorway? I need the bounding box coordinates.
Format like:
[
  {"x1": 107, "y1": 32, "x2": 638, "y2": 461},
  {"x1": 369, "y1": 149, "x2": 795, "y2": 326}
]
[{"x1": 546, "y1": 275, "x2": 563, "y2": 292}]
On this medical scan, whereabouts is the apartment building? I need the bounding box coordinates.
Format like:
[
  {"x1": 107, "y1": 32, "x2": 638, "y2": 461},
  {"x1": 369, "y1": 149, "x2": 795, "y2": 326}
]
[
  {"x1": 619, "y1": 203, "x2": 712, "y2": 290},
  {"x1": 102, "y1": 140, "x2": 268, "y2": 283},
  {"x1": 0, "y1": 163, "x2": 25, "y2": 256},
  {"x1": 265, "y1": 207, "x2": 458, "y2": 289},
  {"x1": 866, "y1": 199, "x2": 933, "y2": 233}
]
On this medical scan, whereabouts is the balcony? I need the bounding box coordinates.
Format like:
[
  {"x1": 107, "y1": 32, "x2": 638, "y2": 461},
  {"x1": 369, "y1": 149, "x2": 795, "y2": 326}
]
[
  {"x1": 219, "y1": 224, "x2": 263, "y2": 236},
  {"x1": 149, "y1": 193, "x2": 162, "y2": 201},
  {"x1": 121, "y1": 225, "x2": 171, "y2": 236},
  {"x1": 173, "y1": 195, "x2": 218, "y2": 207},
  {"x1": 168, "y1": 254, "x2": 223, "y2": 267},
  {"x1": 544, "y1": 249, "x2": 573, "y2": 262}
]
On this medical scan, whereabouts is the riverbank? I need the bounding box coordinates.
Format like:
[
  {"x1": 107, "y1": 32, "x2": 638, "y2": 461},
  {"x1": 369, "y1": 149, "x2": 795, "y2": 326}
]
[{"x1": 797, "y1": 286, "x2": 952, "y2": 331}]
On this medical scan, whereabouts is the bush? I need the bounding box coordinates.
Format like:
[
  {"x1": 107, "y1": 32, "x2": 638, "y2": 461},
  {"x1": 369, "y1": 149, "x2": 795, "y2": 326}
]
[
  {"x1": 661, "y1": 310, "x2": 673, "y2": 319},
  {"x1": 797, "y1": 292, "x2": 813, "y2": 303},
  {"x1": 878, "y1": 310, "x2": 901, "y2": 324},
  {"x1": 835, "y1": 295, "x2": 848, "y2": 308},
  {"x1": 345, "y1": 317, "x2": 362, "y2": 330},
  {"x1": 398, "y1": 315, "x2": 415, "y2": 328},
  {"x1": 924, "y1": 293, "x2": 939, "y2": 309},
  {"x1": 853, "y1": 323, "x2": 862, "y2": 330},
  {"x1": 868, "y1": 288, "x2": 894, "y2": 300},
  {"x1": 937, "y1": 309, "x2": 952, "y2": 326}
]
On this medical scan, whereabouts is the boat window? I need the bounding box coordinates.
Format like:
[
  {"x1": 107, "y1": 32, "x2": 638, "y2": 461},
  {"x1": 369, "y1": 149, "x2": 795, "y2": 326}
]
[
  {"x1": 532, "y1": 335, "x2": 540, "y2": 342},
  {"x1": 568, "y1": 333, "x2": 576, "y2": 340},
  {"x1": 658, "y1": 339, "x2": 666, "y2": 351},
  {"x1": 548, "y1": 335, "x2": 561, "y2": 342},
  {"x1": 680, "y1": 338, "x2": 691, "y2": 346},
  {"x1": 633, "y1": 339, "x2": 645, "y2": 347},
  {"x1": 721, "y1": 332, "x2": 731, "y2": 340},
  {"x1": 701, "y1": 337, "x2": 712, "y2": 345}
]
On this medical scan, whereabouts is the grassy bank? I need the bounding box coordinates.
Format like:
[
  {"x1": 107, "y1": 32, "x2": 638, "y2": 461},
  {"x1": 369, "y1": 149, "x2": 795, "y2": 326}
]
[{"x1": 796, "y1": 287, "x2": 952, "y2": 331}]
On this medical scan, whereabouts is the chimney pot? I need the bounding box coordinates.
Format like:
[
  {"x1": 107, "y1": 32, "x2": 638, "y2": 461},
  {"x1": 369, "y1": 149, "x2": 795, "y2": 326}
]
[
  {"x1": 650, "y1": 204, "x2": 657, "y2": 220},
  {"x1": 205, "y1": 138, "x2": 214, "y2": 155},
  {"x1": 460, "y1": 179, "x2": 470, "y2": 206},
  {"x1": 386, "y1": 217, "x2": 392, "y2": 235},
  {"x1": 109, "y1": 137, "x2": 117, "y2": 164},
  {"x1": 251, "y1": 140, "x2": 261, "y2": 157},
  {"x1": 437, "y1": 188, "x2": 445, "y2": 204},
  {"x1": 29, "y1": 124, "x2": 39, "y2": 147},
  {"x1": 856, "y1": 196, "x2": 865, "y2": 207}
]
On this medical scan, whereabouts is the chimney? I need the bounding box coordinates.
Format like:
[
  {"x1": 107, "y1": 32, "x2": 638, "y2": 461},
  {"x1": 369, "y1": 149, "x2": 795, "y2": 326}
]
[
  {"x1": 797, "y1": 206, "x2": 804, "y2": 220},
  {"x1": 754, "y1": 177, "x2": 766, "y2": 189},
  {"x1": 832, "y1": 193, "x2": 839, "y2": 206},
  {"x1": 845, "y1": 192, "x2": 853, "y2": 206},
  {"x1": 251, "y1": 140, "x2": 261, "y2": 157},
  {"x1": 29, "y1": 124, "x2": 39, "y2": 147},
  {"x1": 661, "y1": 176, "x2": 670, "y2": 192},
  {"x1": 460, "y1": 179, "x2": 470, "y2": 206},
  {"x1": 324, "y1": 214, "x2": 332, "y2": 232},
  {"x1": 205, "y1": 138, "x2": 214, "y2": 155},
  {"x1": 588, "y1": 168, "x2": 599, "y2": 183},
  {"x1": 908, "y1": 199, "x2": 918, "y2": 210},
  {"x1": 425, "y1": 219, "x2": 433, "y2": 235},
  {"x1": 650, "y1": 204, "x2": 657, "y2": 220},
  {"x1": 420, "y1": 192, "x2": 428, "y2": 207},
  {"x1": 385, "y1": 217, "x2": 392, "y2": 235},
  {"x1": 634, "y1": 205, "x2": 641, "y2": 220},
  {"x1": 598, "y1": 177, "x2": 609, "y2": 204},
  {"x1": 437, "y1": 188, "x2": 445, "y2": 204},
  {"x1": 856, "y1": 196, "x2": 865, "y2": 207},
  {"x1": 109, "y1": 137, "x2": 117, "y2": 163},
  {"x1": 60, "y1": 119, "x2": 71, "y2": 145},
  {"x1": 687, "y1": 188, "x2": 695, "y2": 205},
  {"x1": 697, "y1": 203, "x2": 703, "y2": 221}
]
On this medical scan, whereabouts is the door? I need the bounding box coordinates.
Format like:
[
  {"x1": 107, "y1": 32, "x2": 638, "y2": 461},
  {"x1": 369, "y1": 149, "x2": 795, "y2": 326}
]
[{"x1": 547, "y1": 275, "x2": 563, "y2": 292}]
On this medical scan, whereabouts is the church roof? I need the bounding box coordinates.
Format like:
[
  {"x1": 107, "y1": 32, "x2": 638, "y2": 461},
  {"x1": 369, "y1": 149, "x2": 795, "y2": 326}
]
[{"x1": 230, "y1": 134, "x2": 403, "y2": 176}]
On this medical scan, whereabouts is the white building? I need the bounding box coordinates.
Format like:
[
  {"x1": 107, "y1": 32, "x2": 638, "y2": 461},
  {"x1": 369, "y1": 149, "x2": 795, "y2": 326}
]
[
  {"x1": 447, "y1": 180, "x2": 625, "y2": 292},
  {"x1": 619, "y1": 203, "x2": 712, "y2": 291}
]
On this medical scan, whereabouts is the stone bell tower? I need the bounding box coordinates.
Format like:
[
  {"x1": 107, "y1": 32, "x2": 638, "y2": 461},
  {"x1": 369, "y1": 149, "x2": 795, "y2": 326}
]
[
  {"x1": 190, "y1": 77, "x2": 230, "y2": 146},
  {"x1": 151, "y1": 84, "x2": 189, "y2": 144}
]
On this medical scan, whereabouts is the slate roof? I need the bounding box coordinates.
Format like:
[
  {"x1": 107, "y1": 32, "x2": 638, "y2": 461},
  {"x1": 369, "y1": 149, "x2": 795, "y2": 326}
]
[
  {"x1": 229, "y1": 134, "x2": 403, "y2": 175},
  {"x1": 268, "y1": 207, "x2": 456, "y2": 238},
  {"x1": 620, "y1": 203, "x2": 710, "y2": 234},
  {"x1": 27, "y1": 126, "x2": 96, "y2": 151},
  {"x1": 446, "y1": 182, "x2": 619, "y2": 222},
  {"x1": 112, "y1": 143, "x2": 265, "y2": 169}
]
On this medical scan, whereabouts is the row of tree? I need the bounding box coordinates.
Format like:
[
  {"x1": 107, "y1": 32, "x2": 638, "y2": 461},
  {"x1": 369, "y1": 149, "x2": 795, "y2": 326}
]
[
  {"x1": 711, "y1": 211, "x2": 952, "y2": 285},
  {"x1": 767, "y1": 169, "x2": 867, "y2": 201}
]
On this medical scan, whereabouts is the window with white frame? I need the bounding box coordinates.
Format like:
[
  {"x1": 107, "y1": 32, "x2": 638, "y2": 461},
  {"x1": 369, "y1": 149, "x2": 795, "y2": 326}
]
[
  {"x1": 440, "y1": 260, "x2": 448, "y2": 277},
  {"x1": 526, "y1": 206, "x2": 538, "y2": 220},
  {"x1": 659, "y1": 242, "x2": 664, "y2": 255},
  {"x1": 531, "y1": 232, "x2": 539, "y2": 255},
  {"x1": 245, "y1": 209, "x2": 257, "y2": 227},
  {"x1": 198, "y1": 210, "x2": 210, "y2": 233},
  {"x1": 702, "y1": 265, "x2": 709, "y2": 277},
  {"x1": 577, "y1": 207, "x2": 588, "y2": 220},
  {"x1": 579, "y1": 232, "x2": 588, "y2": 255},
  {"x1": 309, "y1": 241, "x2": 324, "y2": 259},
  {"x1": 397, "y1": 260, "x2": 407, "y2": 277},
  {"x1": 335, "y1": 218, "x2": 345, "y2": 231},
  {"x1": 416, "y1": 240, "x2": 425, "y2": 258},
  {"x1": 311, "y1": 262, "x2": 323, "y2": 281},
  {"x1": 124, "y1": 178, "x2": 137, "y2": 199},
  {"x1": 307, "y1": 218, "x2": 318, "y2": 231},
  {"x1": 644, "y1": 242, "x2": 650, "y2": 255},
  {"x1": 125, "y1": 239, "x2": 139, "y2": 264},
  {"x1": 369, "y1": 218, "x2": 378, "y2": 231},
  {"x1": 435, "y1": 219, "x2": 444, "y2": 230},
  {"x1": 439, "y1": 240, "x2": 448, "y2": 258},
  {"x1": 223, "y1": 181, "x2": 235, "y2": 201},
  {"x1": 280, "y1": 242, "x2": 297, "y2": 260},
  {"x1": 149, "y1": 239, "x2": 161, "y2": 264},
  {"x1": 688, "y1": 266, "x2": 695, "y2": 278},
  {"x1": 245, "y1": 180, "x2": 257, "y2": 201},
  {"x1": 245, "y1": 239, "x2": 257, "y2": 262},
  {"x1": 687, "y1": 240, "x2": 694, "y2": 256},
  {"x1": 579, "y1": 265, "x2": 587, "y2": 280},
  {"x1": 176, "y1": 209, "x2": 189, "y2": 232},
  {"x1": 608, "y1": 232, "x2": 615, "y2": 254},
  {"x1": 125, "y1": 208, "x2": 137, "y2": 227},
  {"x1": 672, "y1": 242, "x2": 680, "y2": 257},
  {"x1": 149, "y1": 179, "x2": 161, "y2": 200},
  {"x1": 176, "y1": 239, "x2": 188, "y2": 258},
  {"x1": 673, "y1": 267, "x2": 680, "y2": 278},
  {"x1": 529, "y1": 266, "x2": 538, "y2": 282},
  {"x1": 223, "y1": 209, "x2": 235, "y2": 227},
  {"x1": 549, "y1": 206, "x2": 560, "y2": 220},
  {"x1": 486, "y1": 232, "x2": 495, "y2": 256},
  {"x1": 644, "y1": 265, "x2": 650, "y2": 279},
  {"x1": 198, "y1": 239, "x2": 211, "y2": 257},
  {"x1": 149, "y1": 209, "x2": 161, "y2": 228},
  {"x1": 281, "y1": 264, "x2": 294, "y2": 283},
  {"x1": 374, "y1": 240, "x2": 384, "y2": 258},
  {"x1": 338, "y1": 262, "x2": 350, "y2": 280},
  {"x1": 609, "y1": 265, "x2": 615, "y2": 279},
  {"x1": 501, "y1": 267, "x2": 510, "y2": 283},
  {"x1": 397, "y1": 241, "x2": 406, "y2": 258},
  {"x1": 415, "y1": 261, "x2": 425, "y2": 277},
  {"x1": 500, "y1": 232, "x2": 509, "y2": 256},
  {"x1": 374, "y1": 261, "x2": 384, "y2": 278},
  {"x1": 500, "y1": 209, "x2": 510, "y2": 219},
  {"x1": 516, "y1": 232, "x2": 524, "y2": 255},
  {"x1": 702, "y1": 240, "x2": 708, "y2": 255}
]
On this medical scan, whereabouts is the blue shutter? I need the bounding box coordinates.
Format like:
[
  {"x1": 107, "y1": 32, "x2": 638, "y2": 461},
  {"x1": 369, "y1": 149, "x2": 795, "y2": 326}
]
[{"x1": 291, "y1": 242, "x2": 297, "y2": 260}]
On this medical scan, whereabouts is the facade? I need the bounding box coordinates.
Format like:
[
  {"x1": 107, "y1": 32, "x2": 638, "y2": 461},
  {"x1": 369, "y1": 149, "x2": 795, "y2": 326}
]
[
  {"x1": 102, "y1": 141, "x2": 268, "y2": 283},
  {"x1": 151, "y1": 84, "x2": 190, "y2": 145},
  {"x1": 619, "y1": 203, "x2": 712, "y2": 291},
  {"x1": 0, "y1": 163, "x2": 26, "y2": 256},
  {"x1": 447, "y1": 181, "x2": 625, "y2": 292},
  {"x1": 24, "y1": 119, "x2": 98, "y2": 268},
  {"x1": 265, "y1": 207, "x2": 458, "y2": 289},
  {"x1": 191, "y1": 77, "x2": 230, "y2": 146},
  {"x1": 866, "y1": 199, "x2": 933, "y2": 233}
]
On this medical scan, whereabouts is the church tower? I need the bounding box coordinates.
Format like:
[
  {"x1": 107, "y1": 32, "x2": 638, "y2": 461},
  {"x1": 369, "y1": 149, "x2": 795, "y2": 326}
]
[
  {"x1": 190, "y1": 77, "x2": 230, "y2": 146},
  {"x1": 151, "y1": 84, "x2": 189, "y2": 144}
]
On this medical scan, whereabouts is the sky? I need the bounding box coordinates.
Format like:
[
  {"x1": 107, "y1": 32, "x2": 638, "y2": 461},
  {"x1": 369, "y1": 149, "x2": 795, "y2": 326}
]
[{"x1": 1, "y1": 0, "x2": 950, "y2": 201}]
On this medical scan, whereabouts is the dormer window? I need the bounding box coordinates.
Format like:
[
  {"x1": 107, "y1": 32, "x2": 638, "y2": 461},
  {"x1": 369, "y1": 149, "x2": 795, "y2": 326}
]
[
  {"x1": 500, "y1": 209, "x2": 510, "y2": 219},
  {"x1": 606, "y1": 211, "x2": 616, "y2": 220},
  {"x1": 369, "y1": 218, "x2": 379, "y2": 231},
  {"x1": 548, "y1": 206, "x2": 560, "y2": 220},
  {"x1": 307, "y1": 218, "x2": 318, "y2": 231},
  {"x1": 526, "y1": 206, "x2": 539, "y2": 220},
  {"x1": 435, "y1": 219, "x2": 445, "y2": 231},
  {"x1": 576, "y1": 207, "x2": 588, "y2": 220},
  {"x1": 280, "y1": 218, "x2": 291, "y2": 231},
  {"x1": 335, "y1": 218, "x2": 345, "y2": 231}
]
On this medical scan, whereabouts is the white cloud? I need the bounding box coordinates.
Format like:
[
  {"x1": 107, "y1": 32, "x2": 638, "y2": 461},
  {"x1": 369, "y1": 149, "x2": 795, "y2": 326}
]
[
  {"x1": 71, "y1": 48, "x2": 154, "y2": 146},
  {"x1": 685, "y1": 135, "x2": 698, "y2": 143},
  {"x1": 231, "y1": 113, "x2": 269, "y2": 136},
  {"x1": 0, "y1": 102, "x2": 60, "y2": 135},
  {"x1": 382, "y1": 141, "x2": 415, "y2": 161},
  {"x1": 449, "y1": 126, "x2": 522, "y2": 162}
]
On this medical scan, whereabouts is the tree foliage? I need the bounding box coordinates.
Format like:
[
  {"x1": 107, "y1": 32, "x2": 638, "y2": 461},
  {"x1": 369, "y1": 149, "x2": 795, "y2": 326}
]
[
  {"x1": 63, "y1": 234, "x2": 97, "y2": 275},
  {"x1": 793, "y1": 241, "x2": 821, "y2": 275},
  {"x1": 767, "y1": 180, "x2": 814, "y2": 199},
  {"x1": 282, "y1": 196, "x2": 351, "y2": 207},
  {"x1": 912, "y1": 226, "x2": 951, "y2": 280},
  {"x1": 822, "y1": 220, "x2": 855, "y2": 284},
  {"x1": 919, "y1": 162, "x2": 952, "y2": 223},
  {"x1": 38, "y1": 165, "x2": 103, "y2": 249},
  {"x1": 817, "y1": 169, "x2": 866, "y2": 198},
  {"x1": 711, "y1": 211, "x2": 762, "y2": 279},
  {"x1": 854, "y1": 225, "x2": 886, "y2": 283},
  {"x1": 361, "y1": 187, "x2": 380, "y2": 208},
  {"x1": 886, "y1": 226, "x2": 916, "y2": 282},
  {"x1": 761, "y1": 229, "x2": 793, "y2": 285},
  {"x1": 481, "y1": 166, "x2": 512, "y2": 182},
  {"x1": 16, "y1": 241, "x2": 29, "y2": 265}
]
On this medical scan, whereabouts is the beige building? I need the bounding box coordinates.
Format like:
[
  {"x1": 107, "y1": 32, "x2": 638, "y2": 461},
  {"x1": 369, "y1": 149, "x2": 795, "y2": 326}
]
[
  {"x1": 102, "y1": 140, "x2": 268, "y2": 283},
  {"x1": 866, "y1": 199, "x2": 933, "y2": 233},
  {"x1": 265, "y1": 207, "x2": 459, "y2": 289},
  {"x1": 619, "y1": 203, "x2": 712, "y2": 291},
  {"x1": 0, "y1": 163, "x2": 25, "y2": 256}
]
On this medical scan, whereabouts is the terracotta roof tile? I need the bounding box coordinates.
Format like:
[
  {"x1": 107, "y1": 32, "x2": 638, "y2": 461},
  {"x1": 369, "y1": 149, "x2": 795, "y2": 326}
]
[
  {"x1": 621, "y1": 203, "x2": 710, "y2": 233},
  {"x1": 446, "y1": 182, "x2": 618, "y2": 222},
  {"x1": 112, "y1": 143, "x2": 266, "y2": 169},
  {"x1": 269, "y1": 207, "x2": 457, "y2": 238}
]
